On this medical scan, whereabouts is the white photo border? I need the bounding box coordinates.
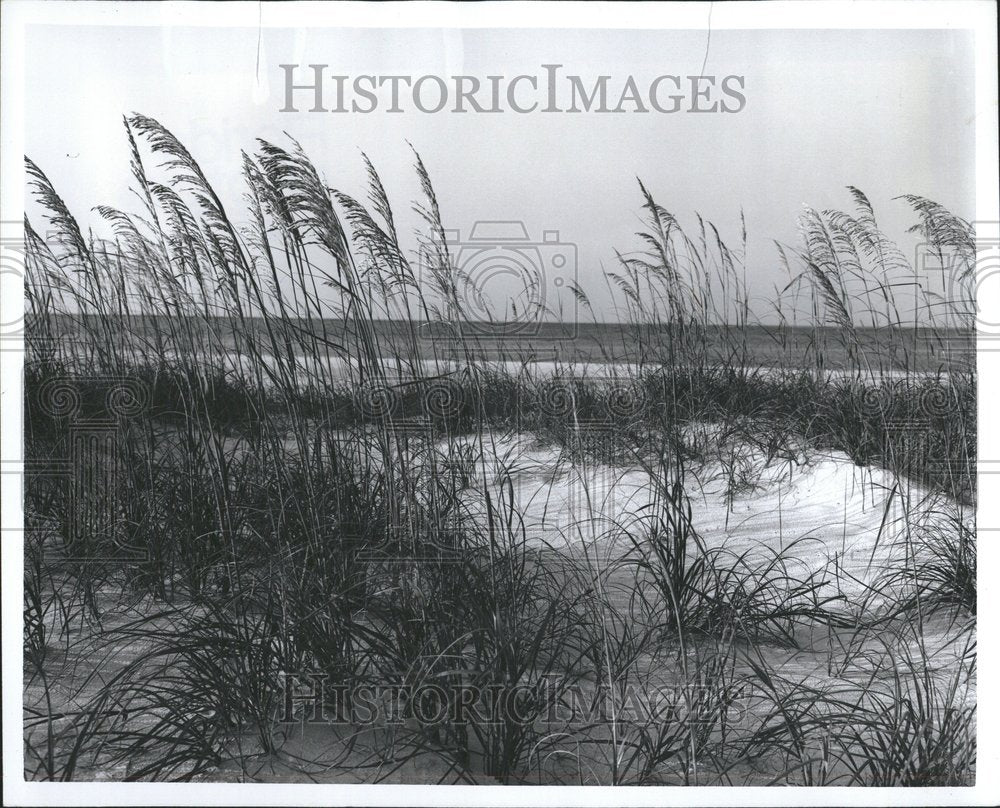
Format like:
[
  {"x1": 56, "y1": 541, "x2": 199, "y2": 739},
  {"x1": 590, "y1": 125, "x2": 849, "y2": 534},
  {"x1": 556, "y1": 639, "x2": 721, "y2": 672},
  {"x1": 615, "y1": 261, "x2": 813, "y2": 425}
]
[{"x1": 2, "y1": 1, "x2": 997, "y2": 805}]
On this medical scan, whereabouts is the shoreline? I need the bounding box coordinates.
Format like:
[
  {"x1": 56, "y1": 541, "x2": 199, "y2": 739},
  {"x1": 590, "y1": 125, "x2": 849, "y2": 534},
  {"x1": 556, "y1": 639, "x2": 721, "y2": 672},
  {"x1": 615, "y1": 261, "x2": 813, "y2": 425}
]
[{"x1": 37, "y1": 350, "x2": 970, "y2": 382}]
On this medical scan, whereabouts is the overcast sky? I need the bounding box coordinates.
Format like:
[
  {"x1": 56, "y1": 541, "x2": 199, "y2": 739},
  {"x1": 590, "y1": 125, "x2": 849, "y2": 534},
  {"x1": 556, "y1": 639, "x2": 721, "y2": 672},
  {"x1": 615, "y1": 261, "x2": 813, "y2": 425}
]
[{"x1": 25, "y1": 24, "x2": 976, "y2": 323}]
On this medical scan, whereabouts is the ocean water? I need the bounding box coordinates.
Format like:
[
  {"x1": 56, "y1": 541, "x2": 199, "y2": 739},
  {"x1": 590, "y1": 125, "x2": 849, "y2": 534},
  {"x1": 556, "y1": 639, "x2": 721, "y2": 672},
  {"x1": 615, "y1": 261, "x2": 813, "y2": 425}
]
[{"x1": 38, "y1": 316, "x2": 974, "y2": 374}]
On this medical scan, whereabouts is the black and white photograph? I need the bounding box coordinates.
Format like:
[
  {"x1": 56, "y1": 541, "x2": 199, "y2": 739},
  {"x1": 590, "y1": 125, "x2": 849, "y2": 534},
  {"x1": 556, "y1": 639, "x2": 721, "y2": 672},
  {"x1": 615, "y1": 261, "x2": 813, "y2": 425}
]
[{"x1": 1, "y1": 1, "x2": 998, "y2": 804}]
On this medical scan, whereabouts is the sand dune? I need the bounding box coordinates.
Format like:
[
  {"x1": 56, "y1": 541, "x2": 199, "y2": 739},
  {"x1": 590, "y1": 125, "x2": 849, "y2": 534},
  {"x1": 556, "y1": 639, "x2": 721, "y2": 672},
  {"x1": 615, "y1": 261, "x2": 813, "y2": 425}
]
[{"x1": 453, "y1": 431, "x2": 966, "y2": 607}]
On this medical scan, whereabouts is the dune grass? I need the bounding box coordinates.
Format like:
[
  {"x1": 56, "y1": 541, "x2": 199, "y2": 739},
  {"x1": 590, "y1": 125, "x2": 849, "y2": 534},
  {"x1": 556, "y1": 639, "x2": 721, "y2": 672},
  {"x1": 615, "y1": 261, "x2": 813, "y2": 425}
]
[{"x1": 22, "y1": 115, "x2": 975, "y2": 784}]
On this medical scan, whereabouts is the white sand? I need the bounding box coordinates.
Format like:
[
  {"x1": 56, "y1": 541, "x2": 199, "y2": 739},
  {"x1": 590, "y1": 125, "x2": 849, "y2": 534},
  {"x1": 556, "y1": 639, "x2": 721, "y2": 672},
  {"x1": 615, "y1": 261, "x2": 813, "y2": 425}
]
[{"x1": 450, "y1": 431, "x2": 967, "y2": 607}]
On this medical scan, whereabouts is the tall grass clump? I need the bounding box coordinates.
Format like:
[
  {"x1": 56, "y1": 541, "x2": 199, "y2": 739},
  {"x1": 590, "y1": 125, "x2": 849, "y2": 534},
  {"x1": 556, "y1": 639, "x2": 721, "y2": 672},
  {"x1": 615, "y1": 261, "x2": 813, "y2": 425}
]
[{"x1": 23, "y1": 114, "x2": 974, "y2": 785}]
